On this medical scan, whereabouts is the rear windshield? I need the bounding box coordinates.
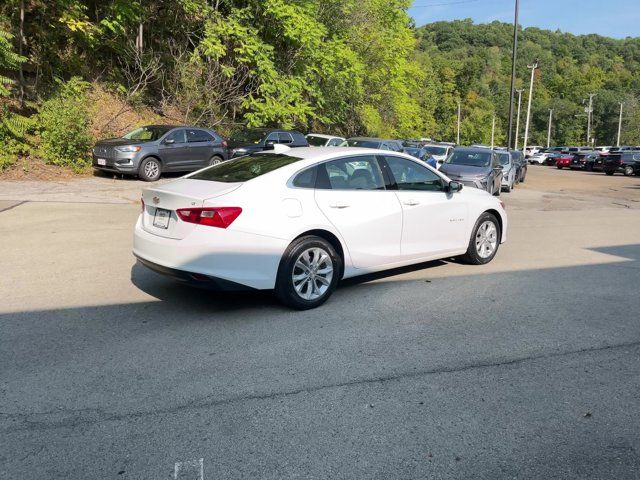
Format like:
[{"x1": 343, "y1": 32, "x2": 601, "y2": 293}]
[{"x1": 189, "y1": 154, "x2": 302, "y2": 182}]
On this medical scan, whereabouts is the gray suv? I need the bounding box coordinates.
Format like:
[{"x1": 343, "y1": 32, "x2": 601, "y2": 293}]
[
  {"x1": 439, "y1": 147, "x2": 503, "y2": 196},
  {"x1": 92, "y1": 125, "x2": 228, "y2": 181}
]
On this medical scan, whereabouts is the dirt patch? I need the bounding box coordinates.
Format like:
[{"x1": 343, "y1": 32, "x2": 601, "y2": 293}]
[{"x1": 0, "y1": 157, "x2": 89, "y2": 181}]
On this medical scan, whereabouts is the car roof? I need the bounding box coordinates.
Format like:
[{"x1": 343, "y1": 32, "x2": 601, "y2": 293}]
[{"x1": 454, "y1": 147, "x2": 495, "y2": 153}]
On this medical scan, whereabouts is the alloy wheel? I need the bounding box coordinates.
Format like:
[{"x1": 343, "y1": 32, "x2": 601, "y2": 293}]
[
  {"x1": 292, "y1": 247, "x2": 334, "y2": 301},
  {"x1": 144, "y1": 160, "x2": 160, "y2": 179},
  {"x1": 475, "y1": 220, "x2": 498, "y2": 259}
]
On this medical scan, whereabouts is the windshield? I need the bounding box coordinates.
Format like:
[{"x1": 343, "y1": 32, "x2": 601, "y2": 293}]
[
  {"x1": 189, "y1": 154, "x2": 301, "y2": 183},
  {"x1": 347, "y1": 139, "x2": 381, "y2": 148},
  {"x1": 123, "y1": 126, "x2": 172, "y2": 141},
  {"x1": 306, "y1": 135, "x2": 328, "y2": 147},
  {"x1": 496, "y1": 152, "x2": 511, "y2": 166},
  {"x1": 423, "y1": 146, "x2": 447, "y2": 156},
  {"x1": 445, "y1": 150, "x2": 491, "y2": 168},
  {"x1": 230, "y1": 129, "x2": 266, "y2": 144}
]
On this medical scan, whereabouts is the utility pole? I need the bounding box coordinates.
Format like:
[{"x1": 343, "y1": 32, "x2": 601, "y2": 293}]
[
  {"x1": 456, "y1": 101, "x2": 461, "y2": 145},
  {"x1": 514, "y1": 89, "x2": 524, "y2": 150},
  {"x1": 18, "y1": 0, "x2": 25, "y2": 106},
  {"x1": 547, "y1": 109, "x2": 553, "y2": 148},
  {"x1": 586, "y1": 93, "x2": 596, "y2": 146},
  {"x1": 491, "y1": 114, "x2": 496, "y2": 149},
  {"x1": 506, "y1": 0, "x2": 520, "y2": 151},
  {"x1": 617, "y1": 102, "x2": 624, "y2": 147},
  {"x1": 522, "y1": 61, "x2": 538, "y2": 156}
]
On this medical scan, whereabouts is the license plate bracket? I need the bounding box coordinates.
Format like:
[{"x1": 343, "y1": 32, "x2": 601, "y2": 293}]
[
  {"x1": 97, "y1": 158, "x2": 107, "y2": 166},
  {"x1": 153, "y1": 208, "x2": 171, "y2": 229}
]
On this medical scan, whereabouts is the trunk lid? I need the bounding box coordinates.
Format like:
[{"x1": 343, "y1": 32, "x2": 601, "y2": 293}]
[{"x1": 141, "y1": 179, "x2": 242, "y2": 239}]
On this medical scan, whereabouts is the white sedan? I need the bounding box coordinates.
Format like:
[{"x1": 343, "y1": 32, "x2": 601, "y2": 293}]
[{"x1": 134, "y1": 147, "x2": 508, "y2": 309}]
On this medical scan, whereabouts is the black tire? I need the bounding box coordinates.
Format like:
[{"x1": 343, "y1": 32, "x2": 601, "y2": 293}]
[
  {"x1": 520, "y1": 168, "x2": 527, "y2": 183},
  {"x1": 624, "y1": 165, "x2": 634, "y2": 176},
  {"x1": 605, "y1": 171, "x2": 614, "y2": 176},
  {"x1": 208, "y1": 155, "x2": 224, "y2": 166},
  {"x1": 275, "y1": 236, "x2": 342, "y2": 310},
  {"x1": 557, "y1": 166, "x2": 563, "y2": 170},
  {"x1": 461, "y1": 212, "x2": 501, "y2": 265},
  {"x1": 138, "y1": 157, "x2": 162, "y2": 182}
]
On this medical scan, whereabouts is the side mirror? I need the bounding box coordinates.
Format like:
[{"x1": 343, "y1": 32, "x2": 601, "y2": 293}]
[
  {"x1": 495, "y1": 164, "x2": 503, "y2": 170},
  {"x1": 164, "y1": 138, "x2": 175, "y2": 145},
  {"x1": 264, "y1": 141, "x2": 275, "y2": 150},
  {"x1": 447, "y1": 181, "x2": 463, "y2": 193},
  {"x1": 437, "y1": 159, "x2": 444, "y2": 164}
]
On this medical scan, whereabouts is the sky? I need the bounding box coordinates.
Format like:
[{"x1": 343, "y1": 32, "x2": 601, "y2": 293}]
[{"x1": 409, "y1": 0, "x2": 640, "y2": 39}]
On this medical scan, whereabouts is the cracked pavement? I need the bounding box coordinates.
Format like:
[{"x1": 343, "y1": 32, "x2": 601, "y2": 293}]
[{"x1": 1, "y1": 167, "x2": 640, "y2": 479}]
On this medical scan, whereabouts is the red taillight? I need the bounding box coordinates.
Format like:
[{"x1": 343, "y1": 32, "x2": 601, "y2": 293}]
[
  {"x1": 222, "y1": 140, "x2": 228, "y2": 148},
  {"x1": 176, "y1": 207, "x2": 242, "y2": 228}
]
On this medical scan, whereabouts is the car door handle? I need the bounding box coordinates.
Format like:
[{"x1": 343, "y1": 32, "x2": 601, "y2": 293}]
[
  {"x1": 329, "y1": 202, "x2": 350, "y2": 209},
  {"x1": 403, "y1": 199, "x2": 420, "y2": 206}
]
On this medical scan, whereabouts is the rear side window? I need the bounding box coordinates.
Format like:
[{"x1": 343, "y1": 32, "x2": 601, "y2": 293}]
[
  {"x1": 187, "y1": 129, "x2": 214, "y2": 143},
  {"x1": 292, "y1": 167, "x2": 317, "y2": 188},
  {"x1": 316, "y1": 155, "x2": 385, "y2": 190},
  {"x1": 190, "y1": 154, "x2": 302, "y2": 183}
]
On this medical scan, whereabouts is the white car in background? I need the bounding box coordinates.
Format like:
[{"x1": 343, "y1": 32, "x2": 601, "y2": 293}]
[
  {"x1": 524, "y1": 146, "x2": 543, "y2": 158},
  {"x1": 305, "y1": 133, "x2": 346, "y2": 147},
  {"x1": 529, "y1": 151, "x2": 549, "y2": 165},
  {"x1": 134, "y1": 147, "x2": 507, "y2": 309},
  {"x1": 423, "y1": 143, "x2": 454, "y2": 167}
]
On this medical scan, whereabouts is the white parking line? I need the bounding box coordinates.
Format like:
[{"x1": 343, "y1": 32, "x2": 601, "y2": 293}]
[{"x1": 174, "y1": 458, "x2": 204, "y2": 480}]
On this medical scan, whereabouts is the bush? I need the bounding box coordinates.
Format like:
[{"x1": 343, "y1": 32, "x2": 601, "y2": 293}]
[{"x1": 37, "y1": 77, "x2": 92, "y2": 171}]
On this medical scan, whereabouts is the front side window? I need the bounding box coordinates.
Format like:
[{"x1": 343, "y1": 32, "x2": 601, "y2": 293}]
[
  {"x1": 265, "y1": 132, "x2": 279, "y2": 143},
  {"x1": 317, "y1": 156, "x2": 385, "y2": 190},
  {"x1": 123, "y1": 126, "x2": 172, "y2": 141},
  {"x1": 189, "y1": 153, "x2": 302, "y2": 183},
  {"x1": 384, "y1": 156, "x2": 444, "y2": 192},
  {"x1": 187, "y1": 129, "x2": 214, "y2": 143},
  {"x1": 164, "y1": 129, "x2": 186, "y2": 144}
]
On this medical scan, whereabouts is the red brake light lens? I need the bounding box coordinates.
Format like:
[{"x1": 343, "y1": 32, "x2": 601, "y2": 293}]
[
  {"x1": 176, "y1": 207, "x2": 242, "y2": 228},
  {"x1": 222, "y1": 140, "x2": 228, "y2": 148}
]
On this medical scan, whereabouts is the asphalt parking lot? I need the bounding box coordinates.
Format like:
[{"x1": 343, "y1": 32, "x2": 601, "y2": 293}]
[{"x1": 1, "y1": 167, "x2": 640, "y2": 479}]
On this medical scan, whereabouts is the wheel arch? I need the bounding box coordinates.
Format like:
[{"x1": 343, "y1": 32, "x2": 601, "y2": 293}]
[
  {"x1": 484, "y1": 208, "x2": 503, "y2": 238},
  {"x1": 292, "y1": 229, "x2": 346, "y2": 279}
]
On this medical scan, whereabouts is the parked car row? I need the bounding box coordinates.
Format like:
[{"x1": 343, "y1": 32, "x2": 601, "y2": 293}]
[
  {"x1": 530, "y1": 145, "x2": 640, "y2": 177},
  {"x1": 93, "y1": 126, "x2": 458, "y2": 182}
]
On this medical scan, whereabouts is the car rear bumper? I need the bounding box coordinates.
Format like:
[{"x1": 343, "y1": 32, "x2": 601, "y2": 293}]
[{"x1": 133, "y1": 216, "x2": 289, "y2": 290}]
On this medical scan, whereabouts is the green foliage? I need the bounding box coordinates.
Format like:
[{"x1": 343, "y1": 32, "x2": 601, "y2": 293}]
[
  {"x1": 417, "y1": 20, "x2": 640, "y2": 145},
  {"x1": 36, "y1": 77, "x2": 92, "y2": 170},
  {"x1": 0, "y1": 25, "x2": 30, "y2": 170}
]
